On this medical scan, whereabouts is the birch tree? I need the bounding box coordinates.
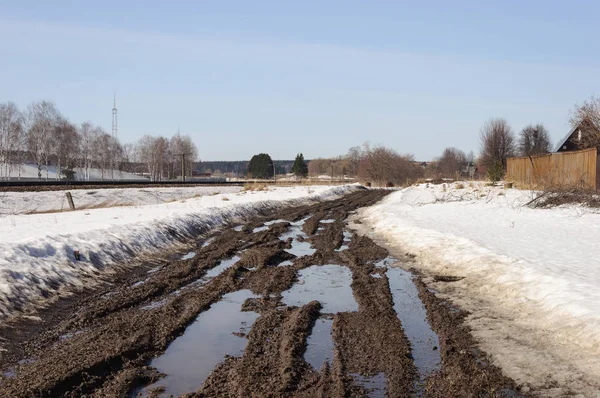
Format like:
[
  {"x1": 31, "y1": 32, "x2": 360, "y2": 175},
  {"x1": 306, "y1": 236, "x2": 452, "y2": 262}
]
[
  {"x1": 0, "y1": 102, "x2": 24, "y2": 179},
  {"x1": 26, "y1": 101, "x2": 60, "y2": 179}
]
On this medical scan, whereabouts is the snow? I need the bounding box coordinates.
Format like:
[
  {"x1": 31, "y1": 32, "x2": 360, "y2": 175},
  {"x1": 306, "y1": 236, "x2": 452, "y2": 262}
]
[
  {"x1": 0, "y1": 185, "x2": 359, "y2": 321},
  {"x1": 0, "y1": 186, "x2": 242, "y2": 215},
  {"x1": 1, "y1": 163, "x2": 149, "y2": 181},
  {"x1": 357, "y1": 182, "x2": 600, "y2": 396}
]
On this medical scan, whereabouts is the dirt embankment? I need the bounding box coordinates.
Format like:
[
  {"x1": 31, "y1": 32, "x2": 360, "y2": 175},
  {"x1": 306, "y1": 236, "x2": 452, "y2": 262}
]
[{"x1": 0, "y1": 189, "x2": 525, "y2": 397}]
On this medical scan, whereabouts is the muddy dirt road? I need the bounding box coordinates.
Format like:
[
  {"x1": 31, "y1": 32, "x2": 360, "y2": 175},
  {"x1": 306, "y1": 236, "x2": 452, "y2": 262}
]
[{"x1": 0, "y1": 190, "x2": 524, "y2": 397}]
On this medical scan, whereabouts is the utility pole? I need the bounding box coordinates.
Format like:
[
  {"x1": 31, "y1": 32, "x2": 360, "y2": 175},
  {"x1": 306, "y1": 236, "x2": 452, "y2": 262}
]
[
  {"x1": 273, "y1": 161, "x2": 276, "y2": 183},
  {"x1": 175, "y1": 153, "x2": 191, "y2": 182}
]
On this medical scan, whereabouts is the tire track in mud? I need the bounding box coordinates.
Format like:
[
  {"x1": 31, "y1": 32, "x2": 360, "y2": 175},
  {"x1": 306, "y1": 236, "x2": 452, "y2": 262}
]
[{"x1": 0, "y1": 189, "x2": 525, "y2": 397}]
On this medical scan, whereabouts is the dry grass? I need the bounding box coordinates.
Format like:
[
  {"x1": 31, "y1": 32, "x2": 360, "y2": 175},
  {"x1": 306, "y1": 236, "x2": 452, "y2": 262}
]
[
  {"x1": 243, "y1": 182, "x2": 269, "y2": 192},
  {"x1": 455, "y1": 183, "x2": 465, "y2": 189},
  {"x1": 527, "y1": 188, "x2": 600, "y2": 208},
  {"x1": 221, "y1": 196, "x2": 230, "y2": 201}
]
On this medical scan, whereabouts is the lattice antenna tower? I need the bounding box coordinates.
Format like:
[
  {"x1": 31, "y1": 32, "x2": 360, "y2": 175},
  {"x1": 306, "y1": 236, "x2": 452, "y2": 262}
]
[{"x1": 112, "y1": 93, "x2": 118, "y2": 139}]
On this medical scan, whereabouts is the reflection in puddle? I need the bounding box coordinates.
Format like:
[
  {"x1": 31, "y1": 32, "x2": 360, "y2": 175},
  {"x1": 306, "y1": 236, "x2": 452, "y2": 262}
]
[
  {"x1": 138, "y1": 290, "x2": 259, "y2": 397},
  {"x1": 305, "y1": 318, "x2": 334, "y2": 370},
  {"x1": 350, "y1": 372, "x2": 387, "y2": 397},
  {"x1": 281, "y1": 265, "x2": 358, "y2": 313},
  {"x1": 386, "y1": 266, "x2": 441, "y2": 385}
]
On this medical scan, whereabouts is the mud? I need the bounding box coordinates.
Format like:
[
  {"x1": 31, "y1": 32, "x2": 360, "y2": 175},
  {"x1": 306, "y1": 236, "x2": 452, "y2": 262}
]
[{"x1": 0, "y1": 189, "x2": 528, "y2": 397}]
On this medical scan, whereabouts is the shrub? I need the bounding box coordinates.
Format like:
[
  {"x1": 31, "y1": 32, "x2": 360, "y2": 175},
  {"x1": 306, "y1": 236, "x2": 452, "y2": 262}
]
[{"x1": 487, "y1": 162, "x2": 504, "y2": 183}]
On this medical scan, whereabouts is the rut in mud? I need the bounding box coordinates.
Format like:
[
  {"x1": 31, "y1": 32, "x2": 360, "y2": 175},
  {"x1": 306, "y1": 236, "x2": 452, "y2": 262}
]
[{"x1": 0, "y1": 189, "x2": 524, "y2": 397}]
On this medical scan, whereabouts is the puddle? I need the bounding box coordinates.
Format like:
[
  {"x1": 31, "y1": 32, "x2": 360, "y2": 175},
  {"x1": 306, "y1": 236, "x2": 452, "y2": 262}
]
[
  {"x1": 252, "y1": 226, "x2": 269, "y2": 233},
  {"x1": 233, "y1": 225, "x2": 244, "y2": 232},
  {"x1": 277, "y1": 260, "x2": 294, "y2": 267},
  {"x1": 264, "y1": 219, "x2": 287, "y2": 226},
  {"x1": 279, "y1": 218, "x2": 316, "y2": 258},
  {"x1": 386, "y1": 265, "x2": 441, "y2": 385},
  {"x1": 176, "y1": 256, "x2": 242, "y2": 293},
  {"x1": 181, "y1": 251, "x2": 196, "y2": 260},
  {"x1": 281, "y1": 264, "x2": 358, "y2": 313},
  {"x1": 141, "y1": 298, "x2": 168, "y2": 310},
  {"x1": 374, "y1": 256, "x2": 395, "y2": 268},
  {"x1": 350, "y1": 372, "x2": 387, "y2": 397},
  {"x1": 201, "y1": 237, "x2": 215, "y2": 247},
  {"x1": 137, "y1": 290, "x2": 259, "y2": 397},
  {"x1": 304, "y1": 318, "x2": 334, "y2": 370},
  {"x1": 335, "y1": 230, "x2": 353, "y2": 252},
  {"x1": 319, "y1": 219, "x2": 336, "y2": 224}
]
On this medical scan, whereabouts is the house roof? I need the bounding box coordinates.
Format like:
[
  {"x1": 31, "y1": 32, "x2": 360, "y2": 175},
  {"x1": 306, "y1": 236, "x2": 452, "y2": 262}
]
[{"x1": 554, "y1": 123, "x2": 580, "y2": 152}]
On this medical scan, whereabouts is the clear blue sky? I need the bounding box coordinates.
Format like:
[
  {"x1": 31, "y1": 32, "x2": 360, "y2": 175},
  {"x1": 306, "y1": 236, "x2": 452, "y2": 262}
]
[{"x1": 1, "y1": 1, "x2": 599, "y2": 161}]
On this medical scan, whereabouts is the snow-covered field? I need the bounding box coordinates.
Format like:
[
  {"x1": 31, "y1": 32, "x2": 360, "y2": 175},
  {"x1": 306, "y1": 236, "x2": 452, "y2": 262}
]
[
  {"x1": 0, "y1": 186, "x2": 242, "y2": 215},
  {"x1": 0, "y1": 184, "x2": 359, "y2": 320},
  {"x1": 357, "y1": 182, "x2": 600, "y2": 396},
  {"x1": 0, "y1": 163, "x2": 148, "y2": 181}
]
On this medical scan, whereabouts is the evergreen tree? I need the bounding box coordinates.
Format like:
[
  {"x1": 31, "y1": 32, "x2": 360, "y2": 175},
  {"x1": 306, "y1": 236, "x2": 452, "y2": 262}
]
[
  {"x1": 291, "y1": 153, "x2": 308, "y2": 178},
  {"x1": 247, "y1": 153, "x2": 274, "y2": 179}
]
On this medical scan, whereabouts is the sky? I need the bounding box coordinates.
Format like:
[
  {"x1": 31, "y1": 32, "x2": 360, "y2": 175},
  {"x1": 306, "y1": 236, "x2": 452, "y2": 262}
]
[{"x1": 1, "y1": 1, "x2": 600, "y2": 161}]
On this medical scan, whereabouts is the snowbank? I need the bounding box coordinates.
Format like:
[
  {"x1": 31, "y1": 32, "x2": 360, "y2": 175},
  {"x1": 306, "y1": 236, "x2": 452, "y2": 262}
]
[
  {"x1": 358, "y1": 182, "x2": 600, "y2": 395},
  {"x1": 0, "y1": 186, "x2": 242, "y2": 216},
  {"x1": 0, "y1": 163, "x2": 149, "y2": 181},
  {"x1": 0, "y1": 185, "x2": 359, "y2": 319}
]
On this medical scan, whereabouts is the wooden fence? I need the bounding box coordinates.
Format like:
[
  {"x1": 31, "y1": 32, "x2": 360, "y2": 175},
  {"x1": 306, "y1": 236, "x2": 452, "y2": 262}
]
[{"x1": 506, "y1": 148, "x2": 598, "y2": 190}]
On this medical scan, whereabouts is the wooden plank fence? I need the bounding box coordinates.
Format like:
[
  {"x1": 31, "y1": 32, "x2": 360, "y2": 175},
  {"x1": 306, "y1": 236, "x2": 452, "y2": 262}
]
[{"x1": 506, "y1": 148, "x2": 598, "y2": 190}]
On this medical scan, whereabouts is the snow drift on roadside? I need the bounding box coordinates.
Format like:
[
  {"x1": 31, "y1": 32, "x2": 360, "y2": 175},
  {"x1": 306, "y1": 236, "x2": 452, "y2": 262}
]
[
  {"x1": 0, "y1": 186, "x2": 242, "y2": 216},
  {"x1": 0, "y1": 185, "x2": 359, "y2": 319},
  {"x1": 359, "y1": 182, "x2": 600, "y2": 395}
]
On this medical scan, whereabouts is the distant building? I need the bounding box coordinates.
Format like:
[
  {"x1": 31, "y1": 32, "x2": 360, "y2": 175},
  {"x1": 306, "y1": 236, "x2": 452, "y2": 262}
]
[{"x1": 556, "y1": 123, "x2": 584, "y2": 152}]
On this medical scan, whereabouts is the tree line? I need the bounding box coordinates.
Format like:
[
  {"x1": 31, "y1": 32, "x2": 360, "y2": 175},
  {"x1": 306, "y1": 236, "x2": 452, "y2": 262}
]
[{"x1": 0, "y1": 100, "x2": 198, "y2": 181}]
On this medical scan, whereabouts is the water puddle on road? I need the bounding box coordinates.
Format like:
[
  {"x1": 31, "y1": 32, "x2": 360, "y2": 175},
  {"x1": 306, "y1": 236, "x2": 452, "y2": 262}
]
[
  {"x1": 281, "y1": 264, "x2": 358, "y2": 313},
  {"x1": 181, "y1": 251, "x2": 196, "y2": 260},
  {"x1": 141, "y1": 256, "x2": 241, "y2": 310},
  {"x1": 279, "y1": 217, "x2": 316, "y2": 258},
  {"x1": 350, "y1": 372, "x2": 387, "y2": 397},
  {"x1": 386, "y1": 265, "x2": 441, "y2": 387},
  {"x1": 304, "y1": 318, "x2": 334, "y2": 370},
  {"x1": 137, "y1": 290, "x2": 259, "y2": 397},
  {"x1": 335, "y1": 230, "x2": 353, "y2": 252}
]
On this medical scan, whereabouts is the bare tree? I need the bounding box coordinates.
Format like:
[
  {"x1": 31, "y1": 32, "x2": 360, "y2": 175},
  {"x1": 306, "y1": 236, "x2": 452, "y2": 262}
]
[
  {"x1": 0, "y1": 102, "x2": 24, "y2": 179},
  {"x1": 569, "y1": 96, "x2": 600, "y2": 150},
  {"x1": 356, "y1": 144, "x2": 422, "y2": 186},
  {"x1": 479, "y1": 118, "x2": 516, "y2": 169},
  {"x1": 78, "y1": 122, "x2": 100, "y2": 181},
  {"x1": 518, "y1": 124, "x2": 552, "y2": 157},
  {"x1": 436, "y1": 147, "x2": 467, "y2": 178},
  {"x1": 52, "y1": 118, "x2": 80, "y2": 179},
  {"x1": 26, "y1": 101, "x2": 60, "y2": 179}
]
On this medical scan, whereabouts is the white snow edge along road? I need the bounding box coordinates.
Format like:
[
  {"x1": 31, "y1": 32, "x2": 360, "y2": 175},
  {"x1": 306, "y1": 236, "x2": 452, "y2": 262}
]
[
  {"x1": 358, "y1": 182, "x2": 600, "y2": 397},
  {"x1": 0, "y1": 185, "x2": 360, "y2": 320}
]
